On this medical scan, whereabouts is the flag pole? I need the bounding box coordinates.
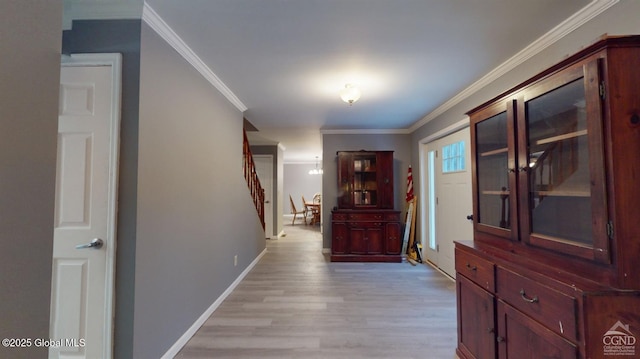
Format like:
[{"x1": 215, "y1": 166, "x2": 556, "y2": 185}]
[{"x1": 403, "y1": 166, "x2": 419, "y2": 264}]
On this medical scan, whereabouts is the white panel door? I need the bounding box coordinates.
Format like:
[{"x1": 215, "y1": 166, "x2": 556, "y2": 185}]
[
  {"x1": 254, "y1": 155, "x2": 273, "y2": 238},
  {"x1": 424, "y1": 127, "x2": 472, "y2": 278},
  {"x1": 50, "y1": 54, "x2": 120, "y2": 359}
]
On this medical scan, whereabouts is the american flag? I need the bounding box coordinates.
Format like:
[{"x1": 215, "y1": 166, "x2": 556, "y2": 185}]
[{"x1": 406, "y1": 166, "x2": 414, "y2": 202}]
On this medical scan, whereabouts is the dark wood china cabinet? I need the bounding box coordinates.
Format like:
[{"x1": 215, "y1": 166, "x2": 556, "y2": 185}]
[
  {"x1": 456, "y1": 36, "x2": 640, "y2": 359},
  {"x1": 331, "y1": 151, "x2": 402, "y2": 262}
]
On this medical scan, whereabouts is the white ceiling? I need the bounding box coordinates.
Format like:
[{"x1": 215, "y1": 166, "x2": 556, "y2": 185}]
[{"x1": 143, "y1": 0, "x2": 591, "y2": 162}]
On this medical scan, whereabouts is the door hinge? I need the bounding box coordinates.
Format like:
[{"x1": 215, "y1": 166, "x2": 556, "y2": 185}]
[
  {"x1": 599, "y1": 81, "x2": 606, "y2": 100},
  {"x1": 606, "y1": 221, "x2": 614, "y2": 239},
  {"x1": 436, "y1": 244, "x2": 440, "y2": 252}
]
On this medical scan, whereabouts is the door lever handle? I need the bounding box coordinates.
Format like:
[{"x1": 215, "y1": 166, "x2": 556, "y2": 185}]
[{"x1": 76, "y1": 238, "x2": 104, "y2": 250}]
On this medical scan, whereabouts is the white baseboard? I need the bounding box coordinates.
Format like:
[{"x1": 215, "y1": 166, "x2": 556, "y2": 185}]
[
  {"x1": 424, "y1": 259, "x2": 455, "y2": 282},
  {"x1": 161, "y1": 247, "x2": 268, "y2": 358}
]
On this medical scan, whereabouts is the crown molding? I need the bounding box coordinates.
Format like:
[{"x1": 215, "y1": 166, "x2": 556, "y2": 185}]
[
  {"x1": 418, "y1": 117, "x2": 469, "y2": 145},
  {"x1": 142, "y1": 2, "x2": 248, "y2": 112},
  {"x1": 139, "y1": 0, "x2": 617, "y2": 131},
  {"x1": 407, "y1": 0, "x2": 619, "y2": 133},
  {"x1": 320, "y1": 128, "x2": 411, "y2": 135}
]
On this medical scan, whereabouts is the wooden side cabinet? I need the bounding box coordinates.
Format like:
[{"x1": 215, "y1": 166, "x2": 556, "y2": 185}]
[
  {"x1": 468, "y1": 35, "x2": 640, "y2": 289},
  {"x1": 330, "y1": 210, "x2": 401, "y2": 262},
  {"x1": 331, "y1": 150, "x2": 401, "y2": 262},
  {"x1": 456, "y1": 241, "x2": 640, "y2": 359},
  {"x1": 457, "y1": 36, "x2": 640, "y2": 359}
]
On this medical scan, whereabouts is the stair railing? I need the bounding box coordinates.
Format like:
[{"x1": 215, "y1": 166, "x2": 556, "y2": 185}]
[{"x1": 243, "y1": 129, "x2": 265, "y2": 229}]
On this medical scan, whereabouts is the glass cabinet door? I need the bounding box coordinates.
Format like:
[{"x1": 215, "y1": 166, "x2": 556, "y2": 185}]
[
  {"x1": 519, "y1": 61, "x2": 609, "y2": 262},
  {"x1": 472, "y1": 100, "x2": 518, "y2": 240},
  {"x1": 337, "y1": 151, "x2": 394, "y2": 210},
  {"x1": 352, "y1": 154, "x2": 378, "y2": 207}
]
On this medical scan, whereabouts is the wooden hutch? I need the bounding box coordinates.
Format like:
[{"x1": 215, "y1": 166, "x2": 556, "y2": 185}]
[
  {"x1": 456, "y1": 35, "x2": 640, "y2": 359},
  {"x1": 331, "y1": 150, "x2": 402, "y2": 262}
]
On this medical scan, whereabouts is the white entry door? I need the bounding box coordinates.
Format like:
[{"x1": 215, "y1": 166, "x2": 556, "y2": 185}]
[
  {"x1": 254, "y1": 155, "x2": 273, "y2": 238},
  {"x1": 423, "y1": 127, "x2": 472, "y2": 278},
  {"x1": 50, "y1": 54, "x2": 121, "y2": 359}
]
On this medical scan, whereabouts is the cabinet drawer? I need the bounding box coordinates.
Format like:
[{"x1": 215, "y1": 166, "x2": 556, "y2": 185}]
[
  {"x1": 348, "y1": 213, "x2": 383, "y2": 221},
  {"x1": 496, "y1": 267, "x2": 577, "y2": 341},
  {"x1": 349, "y1": 222, "x2": 383, "y2": 228},
  {"x1": 455, "y1": 249, "x2": 495, "y2": 292},
  {"x1": 332, "y1": 213, "x2": 347, "y2": 221},
  {"x1": 384, "y1": 212, "x2": 400, "y2": 221}
]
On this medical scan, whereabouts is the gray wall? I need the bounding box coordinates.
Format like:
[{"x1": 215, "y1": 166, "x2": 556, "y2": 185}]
[
  {"x1": 62, "y1": 18, "x2": 266, "y2": 358},
  {"x1": 322, "y1": 134, "x2": 412, "y2": 249},
  {"x1": 135, "y1": 23, "x2": 266, "y2": 358},
  {"x1": 284, "y1": 163, "x2": 323, "y2": 214},
  {"x1": 62, "y1": 19, "x2": 142, "y2": 358},
  {"x1": 0, "y1": 1, "x2": 62, "y2": 358},
  {"x1": 409, "y1": 0, "x2": 640, "y2": 245}
]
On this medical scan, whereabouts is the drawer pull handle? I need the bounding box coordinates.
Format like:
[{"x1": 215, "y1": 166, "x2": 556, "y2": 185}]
[
  {"x1": 466, "y1": 263, "x2": 477, "y2": 271},
  {"x1": 519, "y1": 289, "x2": 539, "y2": 303},
  {"x1": 496, "y1": 336, "x2": 505, "y2": 343}
]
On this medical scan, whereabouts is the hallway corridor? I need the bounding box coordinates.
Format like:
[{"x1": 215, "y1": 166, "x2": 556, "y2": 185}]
[{"x1": 176, "y1": 223, "x2": 457, "y2": 358}]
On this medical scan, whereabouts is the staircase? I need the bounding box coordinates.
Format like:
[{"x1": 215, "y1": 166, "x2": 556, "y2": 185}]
[{"x1": 243, "y1": 129, "x2": 265, "y2": 229}]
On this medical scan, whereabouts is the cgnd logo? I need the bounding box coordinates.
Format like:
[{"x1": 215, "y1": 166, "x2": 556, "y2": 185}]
[{"x1": 603, "y1": 320, "x2": 636, "y2": 356}]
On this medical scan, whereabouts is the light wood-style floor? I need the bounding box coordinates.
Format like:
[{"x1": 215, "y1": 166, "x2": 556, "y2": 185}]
[{"x1": 176, "y1": 222, "x2": 458, "y2": 359}]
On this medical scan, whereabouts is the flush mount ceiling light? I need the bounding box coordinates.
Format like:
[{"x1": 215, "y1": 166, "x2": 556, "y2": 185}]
[{"x1": 340, "y1": 84, "x2": 361, "y2": 105}]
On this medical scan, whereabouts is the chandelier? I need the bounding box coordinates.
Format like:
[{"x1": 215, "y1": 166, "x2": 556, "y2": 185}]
[{"x1": 309, "y1": 156, "x2": 323, "y2": 175}]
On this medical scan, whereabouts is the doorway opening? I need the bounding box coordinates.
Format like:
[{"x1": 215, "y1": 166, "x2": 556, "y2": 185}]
[{"x1": 419, "y1": 119, "x2": 472, "y2": 278}]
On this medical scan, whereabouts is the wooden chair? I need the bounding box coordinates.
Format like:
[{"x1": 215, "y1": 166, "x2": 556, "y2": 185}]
[
  {"x1": 301, "y1": 195, "x2": 310, "y2": 224},
  {"x1": 310, "y1": 193, "x2": 321, "y2": 225},
  {"x1": 289, "y1": 195, "x2": 306, "y2": 225}
]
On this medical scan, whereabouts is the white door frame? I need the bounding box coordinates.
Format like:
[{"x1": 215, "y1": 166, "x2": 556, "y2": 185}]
[
  {"x1": 56, "y1": 53, "x2": 121, "y2": 358},
  {"x1": 418, "y1": 117, "x2": 469, "y2": 268}
]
